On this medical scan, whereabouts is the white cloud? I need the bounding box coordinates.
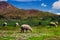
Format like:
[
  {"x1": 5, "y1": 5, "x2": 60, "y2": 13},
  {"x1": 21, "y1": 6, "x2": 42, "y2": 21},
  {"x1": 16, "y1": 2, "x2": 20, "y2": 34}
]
[
  {"x1": 0, "y1": 0, "x2": 7, "y2": 1},
  {"x1": 52, "y1": 0, "x2": 60, "y2": 9},
  {"x1": 12, "y1": 0, "x2": 41, "y2": 2},
  {"x1": 41, "y1": 3, "x2": 47, "y2": 7},
  {"x1": 56, "y1": 13, "x2": 60, "y2": 15}
]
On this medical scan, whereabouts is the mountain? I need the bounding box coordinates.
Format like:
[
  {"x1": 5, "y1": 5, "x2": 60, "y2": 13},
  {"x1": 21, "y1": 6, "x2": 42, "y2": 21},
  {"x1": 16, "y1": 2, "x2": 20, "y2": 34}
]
[
  {"x1": 0, "y1": 1, "x2": 15, "y2": 12},
  {"x1": 0, "y1": 1, "x2": 58, "y2": 20}
]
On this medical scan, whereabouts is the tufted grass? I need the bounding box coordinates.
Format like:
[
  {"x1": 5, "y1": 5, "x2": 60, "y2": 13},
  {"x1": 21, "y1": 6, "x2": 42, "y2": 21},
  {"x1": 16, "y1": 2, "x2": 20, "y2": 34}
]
[{"x1": 0, "y1": 26, "x2": 60, "y2": 40}]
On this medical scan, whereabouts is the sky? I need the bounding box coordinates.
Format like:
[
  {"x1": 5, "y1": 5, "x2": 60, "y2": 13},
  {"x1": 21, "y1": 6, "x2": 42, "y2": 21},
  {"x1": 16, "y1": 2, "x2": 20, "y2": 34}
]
[{"x1": 0, "y1": 0, "x2": 60, "y2": 15}]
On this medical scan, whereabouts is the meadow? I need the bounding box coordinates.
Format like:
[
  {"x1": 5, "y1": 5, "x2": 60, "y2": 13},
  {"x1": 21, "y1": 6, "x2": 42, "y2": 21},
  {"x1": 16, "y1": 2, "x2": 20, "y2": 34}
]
[
  {"x1": 0, "y1": 1, "x2": 60, "y2": 40},
  {"x1": 0, "y1": 20, "x2": 60, "y2": 40},
  {"x1": 0, "y1": 25, "x2": 60, "y2": 40}
]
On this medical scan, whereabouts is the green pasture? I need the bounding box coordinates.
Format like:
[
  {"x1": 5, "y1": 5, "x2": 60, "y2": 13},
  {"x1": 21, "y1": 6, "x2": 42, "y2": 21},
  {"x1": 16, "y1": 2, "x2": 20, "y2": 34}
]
[
  {"x1": 0, "y1": 19, "x2": 51, "y2": 26},
  {"x1": 0, "y1": 26, "x2": 60, "y2": 40}
]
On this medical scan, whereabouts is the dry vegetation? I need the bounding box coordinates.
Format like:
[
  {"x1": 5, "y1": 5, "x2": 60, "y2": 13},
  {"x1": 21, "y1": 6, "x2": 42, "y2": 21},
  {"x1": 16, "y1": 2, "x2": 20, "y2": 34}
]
[{"x1": 0, "y1": 26, "x2": 60, "y2": 40}]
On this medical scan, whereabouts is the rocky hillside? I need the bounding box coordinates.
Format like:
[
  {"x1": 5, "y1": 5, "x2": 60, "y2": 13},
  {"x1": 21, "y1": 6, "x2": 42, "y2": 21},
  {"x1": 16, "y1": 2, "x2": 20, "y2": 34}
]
[{"x1": 0, "y1": 1, "x2": 57, "y2": 20}]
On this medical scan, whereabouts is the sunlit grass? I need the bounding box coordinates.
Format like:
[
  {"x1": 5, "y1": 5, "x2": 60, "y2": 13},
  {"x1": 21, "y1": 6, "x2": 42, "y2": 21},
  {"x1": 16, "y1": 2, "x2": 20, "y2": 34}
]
[{"x1": 0, "y1": 26, "x2": 60, "y2": 40}]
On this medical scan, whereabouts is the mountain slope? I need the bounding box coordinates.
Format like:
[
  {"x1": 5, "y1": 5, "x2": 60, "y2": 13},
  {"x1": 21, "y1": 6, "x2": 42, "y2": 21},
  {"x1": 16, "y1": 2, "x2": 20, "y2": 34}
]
[{"x1": 0, "y1": 1, "x2": 57, "y2": 20}]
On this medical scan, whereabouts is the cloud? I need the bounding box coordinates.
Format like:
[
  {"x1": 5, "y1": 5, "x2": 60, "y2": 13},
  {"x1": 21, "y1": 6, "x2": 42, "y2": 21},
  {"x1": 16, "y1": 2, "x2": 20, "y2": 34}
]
[
  {"x1": 56, "y1": 13, "x2": 60, "y2": 15},
  {"x1": 41, "y1": 3, "x2": 47, "y2": 7},
  {"x1": 11, "y1": 0, "x2": 41, "y2": 2},
  {"x1": 52, "y1": 0, "x2": 60, "y2": 9},
  {"x1": 0, "y1": 0, "x2": 7, "y2": 1},
  {"x1": 48, "y1": 10, "x2": 55, "y2": 13}
]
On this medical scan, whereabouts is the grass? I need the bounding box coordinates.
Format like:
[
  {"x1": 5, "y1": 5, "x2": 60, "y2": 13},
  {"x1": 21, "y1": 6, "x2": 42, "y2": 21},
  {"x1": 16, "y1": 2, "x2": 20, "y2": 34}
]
[{"x1": 0, "y1": 26, "x2": 60, "y2": 40}]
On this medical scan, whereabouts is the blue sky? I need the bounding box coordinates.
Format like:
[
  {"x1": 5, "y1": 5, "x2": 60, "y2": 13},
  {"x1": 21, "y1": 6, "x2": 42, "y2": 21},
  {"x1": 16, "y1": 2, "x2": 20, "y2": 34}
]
[{"x1": 0, "y1": 0, "x2": 60, "y2": 15}]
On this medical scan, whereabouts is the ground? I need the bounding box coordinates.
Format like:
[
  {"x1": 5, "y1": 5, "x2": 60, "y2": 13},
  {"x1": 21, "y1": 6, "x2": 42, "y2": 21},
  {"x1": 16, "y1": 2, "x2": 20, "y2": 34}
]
[{"x1": 0, "y1": 26, "x2": 60, "y2": 40}]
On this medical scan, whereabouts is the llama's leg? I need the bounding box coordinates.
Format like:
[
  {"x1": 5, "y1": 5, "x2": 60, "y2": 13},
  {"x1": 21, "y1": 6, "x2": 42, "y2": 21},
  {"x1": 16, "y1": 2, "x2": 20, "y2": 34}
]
[
  {"x1": 26, "y1": 29, "x2": 28, "y2": 32},
  {"x1": 21, "y1": 27, "x2": 24, "y2": 33},
  {"x1": 21, "y1": 29, "x2": 24, "y2": 33}
]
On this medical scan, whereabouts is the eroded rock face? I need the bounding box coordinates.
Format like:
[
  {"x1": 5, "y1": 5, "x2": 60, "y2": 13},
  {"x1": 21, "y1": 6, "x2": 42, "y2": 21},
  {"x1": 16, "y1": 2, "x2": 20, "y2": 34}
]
[{"x1": 0, "y1": 1, "x2": 15, "y2": 10}]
